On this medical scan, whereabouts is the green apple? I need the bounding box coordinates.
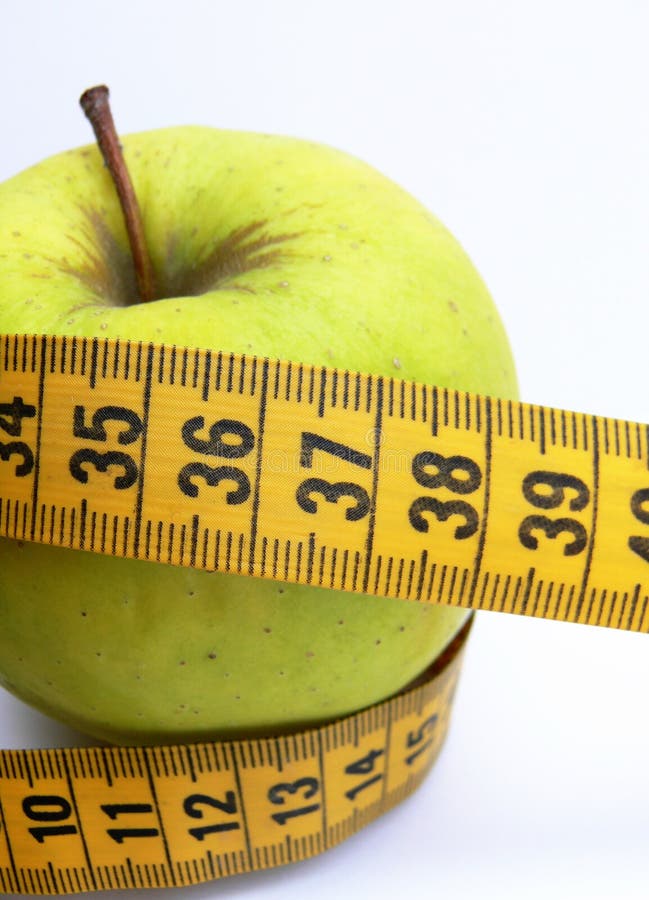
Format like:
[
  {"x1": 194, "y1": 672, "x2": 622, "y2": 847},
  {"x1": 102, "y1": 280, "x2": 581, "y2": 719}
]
[{"x1": 0, "y1": 123, "x2": 517, "y2": 744}]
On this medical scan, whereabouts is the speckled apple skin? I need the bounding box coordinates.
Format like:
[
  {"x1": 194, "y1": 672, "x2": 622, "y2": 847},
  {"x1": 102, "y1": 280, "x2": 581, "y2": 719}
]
[{"x1": 0, "y1": 128, "x2": 517, "y2": 743}]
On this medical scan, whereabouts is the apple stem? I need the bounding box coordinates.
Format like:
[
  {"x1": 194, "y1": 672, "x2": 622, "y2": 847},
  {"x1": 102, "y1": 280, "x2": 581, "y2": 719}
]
[{"x1": 79, "y1": 85, "x2": 156, "y2": 304}]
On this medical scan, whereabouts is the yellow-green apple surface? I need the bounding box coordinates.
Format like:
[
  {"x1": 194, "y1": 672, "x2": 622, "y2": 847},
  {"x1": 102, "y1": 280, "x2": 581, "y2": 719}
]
[{"x1": 0, "y1": 118, "x2": 517, "y2": 744}]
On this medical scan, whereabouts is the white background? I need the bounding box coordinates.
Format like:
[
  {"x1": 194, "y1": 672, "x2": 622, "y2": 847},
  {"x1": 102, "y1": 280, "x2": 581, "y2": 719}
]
[{"x1": 1, "y1": 2, "x2": 649, "y2": 898}]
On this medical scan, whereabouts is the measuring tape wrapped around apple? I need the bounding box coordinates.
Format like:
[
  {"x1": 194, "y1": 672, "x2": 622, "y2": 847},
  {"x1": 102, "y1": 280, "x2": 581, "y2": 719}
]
[{"x1": 0, "y1": 88, "x2": 647, "y2": 894}]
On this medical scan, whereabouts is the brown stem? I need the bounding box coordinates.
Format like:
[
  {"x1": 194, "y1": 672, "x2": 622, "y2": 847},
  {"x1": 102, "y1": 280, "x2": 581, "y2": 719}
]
[{"x1": 79, "y1": 85, "x2": 156, "y2": 304}]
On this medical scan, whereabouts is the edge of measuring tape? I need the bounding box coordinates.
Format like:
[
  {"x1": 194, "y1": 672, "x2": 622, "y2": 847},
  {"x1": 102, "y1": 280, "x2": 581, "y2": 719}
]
[{"x1": 0, "y1": 617, "x2": 471, "y2": 895}]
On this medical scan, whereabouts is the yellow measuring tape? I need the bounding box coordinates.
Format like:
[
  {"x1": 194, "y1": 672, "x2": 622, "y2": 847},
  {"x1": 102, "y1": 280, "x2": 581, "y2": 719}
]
[
  {"x1": 1, "y1": 332, "x2": 648, "y2": 893},
  {"x1": 0, "y1": 623, "x2": 468, "y2": 894},
  {"x1": 3, "y1": 333, "x2": 648, "y2": 628}
]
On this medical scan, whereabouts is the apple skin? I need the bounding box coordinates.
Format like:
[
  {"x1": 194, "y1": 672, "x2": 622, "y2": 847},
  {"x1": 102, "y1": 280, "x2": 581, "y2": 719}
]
[{"x1": 0, "y1": 128, "x2": 517, "y2": 743}]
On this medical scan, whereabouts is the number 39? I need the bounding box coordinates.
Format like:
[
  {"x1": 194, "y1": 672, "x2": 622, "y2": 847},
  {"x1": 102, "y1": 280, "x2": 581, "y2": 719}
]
[{"x1": 518, "y1": 470, "x2": 589, "y2": 556}]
